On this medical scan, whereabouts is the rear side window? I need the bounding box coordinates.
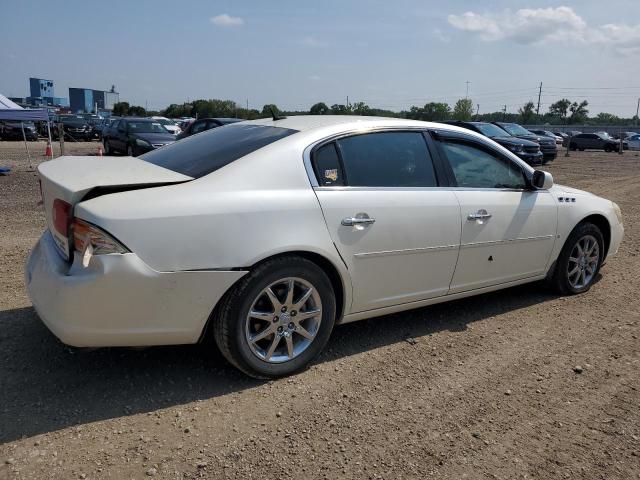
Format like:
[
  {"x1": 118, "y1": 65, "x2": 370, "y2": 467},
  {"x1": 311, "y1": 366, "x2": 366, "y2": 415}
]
[
  {"x1": 313, "y1": 143, "x2": 344, "y2": 186},
  {"x1": 140, "y1": 124, "x2": 298, "y2": 178},
  {"x1": 331, "y1": 131, "x2": 438, "y2": 187}
]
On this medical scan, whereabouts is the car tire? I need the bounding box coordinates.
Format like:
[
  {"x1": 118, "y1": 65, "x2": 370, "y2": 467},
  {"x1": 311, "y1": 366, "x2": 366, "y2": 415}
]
[
  {"x1": 604, "y1": 145, "x2": 612, "y2": 153},
  {"x1": 549, "y1": 222, "x2": 604, "y2": 296},
  {"x1": 570, "y1": 142, "x2": 577, "y2": 151},
  {"x1": 212, "y1": 256, "x2": 336, "y2": 379}
]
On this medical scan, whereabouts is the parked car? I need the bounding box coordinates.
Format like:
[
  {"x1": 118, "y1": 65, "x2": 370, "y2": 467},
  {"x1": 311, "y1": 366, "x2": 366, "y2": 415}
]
[
  {"x1": 441, "y1": 121, "x2": 543, "y2": 165},
  {"x1": 103, "y1": 117, "x2": 176, "y2": 156},
  {"x1": 81, "y1": 114, "x2": 105, "y2": 140},
  {"x1": 553, "y1": 131, "x2": 571, "y2": 147},
  {"x1": 613, "y1": 131, "x2": 638, "y2": 140},
  {"x1": 493, "y1": 122, "x2": 557, "y2": 161},
  {"x1": 101, "y1": 117, "x2": 120, "y2": 139},
  {"x1": 0, "y1": 121, "x2": 38, "y2": 141},
  {"x1": 596, "y1": 132, "x2": 628, "y2": 150},
  {"x1": 151, "y1": 116, "x2": 182, "y2": 135},
  {"x1": 52, "y1": 115, "x2": 92, "y2": 141},
  {"x1": 26, "y1": 116, "x2": 624, "y2": 378},
  {"x1": 627, "y1": 134, "x2": 640, "y2": 151},
  {"x1": 176, "y1": 117, "x2": 243, "y2": 140},
  {"x1": 529, "y1": 129, "x2": 563, "y2": 145},
  {"x1": 569, "y1": 133, "x2": 623, "y2": 152}
]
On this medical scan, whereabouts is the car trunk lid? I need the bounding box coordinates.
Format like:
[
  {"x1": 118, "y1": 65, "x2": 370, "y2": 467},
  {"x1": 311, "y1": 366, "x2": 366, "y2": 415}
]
[{"x1": 38, "y1": 155, "x2": 193, "y2": 259}]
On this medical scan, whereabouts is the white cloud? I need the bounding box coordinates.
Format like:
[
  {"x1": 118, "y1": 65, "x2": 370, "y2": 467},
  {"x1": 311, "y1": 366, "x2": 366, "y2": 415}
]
[
  {"x1": 447, "y1": 6, "x2": 640, "y2": 55},
  {"x1": 210, "y1": 14, "x2": 244, "y2": 27},
  {"x1": 432, "y1": 28, "x2": 451, "y2": 43},
  {"x1": 301, "y1": 36, "x2": 328, "y2": 48}
]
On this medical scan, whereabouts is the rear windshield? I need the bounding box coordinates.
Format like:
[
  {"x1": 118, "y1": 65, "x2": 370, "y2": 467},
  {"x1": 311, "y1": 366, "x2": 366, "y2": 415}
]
[{"x1": 140, "y1": 123, "x2": 298, "y2": 178}]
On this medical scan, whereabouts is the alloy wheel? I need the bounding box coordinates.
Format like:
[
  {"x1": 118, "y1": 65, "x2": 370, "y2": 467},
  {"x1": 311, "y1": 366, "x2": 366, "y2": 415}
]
[
  {"x1": 567, "y1": 234, "x2": 600, "y2": 289},
  {"x1": 245, "y1": 277, "x2": 322, "y2": 363}
]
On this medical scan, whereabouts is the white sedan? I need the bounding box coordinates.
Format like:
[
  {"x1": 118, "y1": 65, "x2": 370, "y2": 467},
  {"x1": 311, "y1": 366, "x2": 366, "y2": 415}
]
[{"x1": 26, "y1": 116, "x2": 624, "y2": 378}]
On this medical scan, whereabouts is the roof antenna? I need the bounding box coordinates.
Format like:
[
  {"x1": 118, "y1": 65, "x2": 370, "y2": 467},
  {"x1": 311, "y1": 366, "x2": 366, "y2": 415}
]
[{"x1": 270, "y1": 107, "x2": 286, "y2": 121}]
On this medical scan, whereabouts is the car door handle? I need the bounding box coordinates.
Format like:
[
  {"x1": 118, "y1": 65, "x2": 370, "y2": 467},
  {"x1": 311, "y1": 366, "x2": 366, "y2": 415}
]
[
  {"x1": 342, "y1": 216, "x2": 375, "y2": 226},
  {"x1": 467, "y1": 209, "x2": 492, "y2": 221}
]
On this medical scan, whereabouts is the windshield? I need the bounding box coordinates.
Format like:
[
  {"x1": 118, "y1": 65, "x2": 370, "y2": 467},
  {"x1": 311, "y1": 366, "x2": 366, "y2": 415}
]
[
  {"x1": 127, "y1": 121, "x2": 168, "y2": 133},
  {"x1": 140, "y1": 124, "x2": 298, "y2": 178},
  {"x1": 598, "y1": 132, "x2": 612, "y2": 139},
  {"x1": 59, "y1": 115, "x2": 84, "y2": 121},
  {"x1": 500, "y1": 123, "x2": 533, "y2": 136},
  {"x1": 475, "y1": 123, "x2": 511, "y2": 138}
]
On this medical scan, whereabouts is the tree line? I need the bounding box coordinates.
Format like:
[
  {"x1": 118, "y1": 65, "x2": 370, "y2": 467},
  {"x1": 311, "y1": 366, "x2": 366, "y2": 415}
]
[{"x1": 112, "y1": 97, "x2": 638, "y2": 126}]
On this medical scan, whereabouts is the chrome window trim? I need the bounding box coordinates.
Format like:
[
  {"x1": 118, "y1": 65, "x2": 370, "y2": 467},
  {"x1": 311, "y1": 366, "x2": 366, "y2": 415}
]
[
  {"x1": 303, "y1": 125, "x2": 532, "y2": 190},
  {"x1": 303, "y1": 126, "x2": 434, "y2": 188}
]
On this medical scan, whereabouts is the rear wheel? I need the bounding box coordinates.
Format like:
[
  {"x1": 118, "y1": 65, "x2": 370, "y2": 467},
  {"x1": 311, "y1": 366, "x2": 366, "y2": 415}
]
[
  {"x1": 604, "y1": 145, "x2": 613, "y2": 153},
  {"x1": 212, "y1": 256, "x2": 336, "y2": 378},
  {"x1": 550, "y1": 222, "x2": 604, "y2": 295}
]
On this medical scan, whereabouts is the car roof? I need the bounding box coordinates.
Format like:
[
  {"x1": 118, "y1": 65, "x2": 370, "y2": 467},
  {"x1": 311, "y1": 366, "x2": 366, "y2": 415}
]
[{"x1": 245, "y1": 115, "x2": 431, "y2": 132}]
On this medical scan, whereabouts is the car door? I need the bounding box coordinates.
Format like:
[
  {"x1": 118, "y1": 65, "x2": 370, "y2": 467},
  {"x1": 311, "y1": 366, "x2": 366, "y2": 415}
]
[
  {"x1": 432, "y1": 132, "x2": 557, "y2": 293},
  {"x1": 310, "y1": 130, "x2": 462, "y2": 313},
  {"x1": 113, "y1": 120, "x2": 128, "y2": 151}
]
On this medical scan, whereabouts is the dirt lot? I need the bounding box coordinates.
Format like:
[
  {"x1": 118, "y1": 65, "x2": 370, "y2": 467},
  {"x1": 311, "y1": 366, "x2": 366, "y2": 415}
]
[{"x1": 0, "y1": 140, "x2": 639, "y2": 479}]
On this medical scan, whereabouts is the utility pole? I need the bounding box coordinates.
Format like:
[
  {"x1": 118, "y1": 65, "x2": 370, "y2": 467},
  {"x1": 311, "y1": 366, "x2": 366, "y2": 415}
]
[
  {"x1": 246, "y1": 98, "x2": 249, "y2": 112},
  {"x1": 502, "y1": 105, "x2": 507, "y2": 121},
  {"x1": 346, "y1": 96, "x2": 349, "y2": 108},
  {"x1": 636, "y1": 98, "x2": 639, "y2": 126},
  {"x1": 476, "y1": 104, "x2": 480, "y2": 119},
  {"x1": 536, "y1": 82, "x2": 542, "y2": 117},
  {"x1": 465, "y1": 81, "x2": 470, "y2": 99}
]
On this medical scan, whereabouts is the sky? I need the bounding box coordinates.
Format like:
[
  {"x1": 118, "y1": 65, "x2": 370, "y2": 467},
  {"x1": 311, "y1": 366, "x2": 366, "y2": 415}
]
[{"x1": 1, "y1": 0, "x2": 639, "y2": 117}]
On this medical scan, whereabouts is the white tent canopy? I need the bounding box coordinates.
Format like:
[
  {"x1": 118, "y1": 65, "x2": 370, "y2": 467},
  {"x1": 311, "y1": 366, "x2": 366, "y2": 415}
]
[{"x1": 0, "y1": 93, "x2": 48, "y2": 121}]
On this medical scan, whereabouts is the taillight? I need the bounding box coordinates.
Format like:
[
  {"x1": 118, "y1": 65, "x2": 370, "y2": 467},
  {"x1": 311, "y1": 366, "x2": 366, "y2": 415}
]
[
  {"x1": 72, "y1": 218, "x2": 128, "y2": 257},
  {"x1": 52, "y1": 199, "x2": 71, "y2": 236}
]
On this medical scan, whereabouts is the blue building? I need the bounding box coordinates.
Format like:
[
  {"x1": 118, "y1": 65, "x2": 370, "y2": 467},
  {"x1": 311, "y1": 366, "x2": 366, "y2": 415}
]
[
  {"x1": 30, "y1": 77, "x2": 54, "y2": 98},
  {"x1": 69, "y1": 88, "x2": 95, "y2": 113},
  {"x1": 25, "y1": 77, "x2": 68, "y2": 107}
]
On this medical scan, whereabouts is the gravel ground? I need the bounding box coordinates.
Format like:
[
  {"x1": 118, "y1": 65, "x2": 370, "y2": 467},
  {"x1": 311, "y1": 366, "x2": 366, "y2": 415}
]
[{"x1": 0, "y1": 141, "x2": 639, "y2": 479}]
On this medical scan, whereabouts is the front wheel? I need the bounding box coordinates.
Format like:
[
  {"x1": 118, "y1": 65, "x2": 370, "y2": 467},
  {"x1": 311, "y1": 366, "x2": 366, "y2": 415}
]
[
  {"x1": 604, "y1": 145, "x2": 613, "y2": 153},
  {"x1": 212, "y1": 256, "x2": 336, "y2": 378},
  {"x1": 549, "y1": 222, "x2": 604, "y2": 295}
]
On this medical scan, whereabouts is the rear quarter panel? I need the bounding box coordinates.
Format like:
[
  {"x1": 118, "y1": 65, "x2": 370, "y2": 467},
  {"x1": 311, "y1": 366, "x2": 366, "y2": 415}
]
[{"x1": 75, "y1": 136, "x2": 353, "y2": 309}]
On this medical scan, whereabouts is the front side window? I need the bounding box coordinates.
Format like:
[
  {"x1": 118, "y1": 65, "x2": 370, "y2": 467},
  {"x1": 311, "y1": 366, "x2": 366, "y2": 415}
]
[
  {"x1": 333, "y1": 131, "x2": 437, "y2": 187},
  {"x1": 191, "y1": 121, "x2": 208, "y2": 134},
  {"x1": 440, "y1": 140, "x2": 527, "y2": 189}
]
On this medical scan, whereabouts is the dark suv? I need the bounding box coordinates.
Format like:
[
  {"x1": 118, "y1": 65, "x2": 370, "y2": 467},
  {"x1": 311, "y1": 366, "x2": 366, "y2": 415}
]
[
  {"x1": 569, "y1": 133, "x2": 622, "y2": 152},
  {"x1": 493, "y1": 122, "x2": 557, "y2": 162},
  {"x1": 441, "y1": 121, "x2": 543, "y2": 165},
  {"x1": 177, "y1": 117, "x2": 242, "y2": 140},
  {"x1": 103, "y1": 117, "x2": 176, "y2": 156},
  {"x1": 0, "y1": 121, "x2": 38, "y2": 141},
  {"x1": 52, "y1": 115, "x2": 92, "y2": 141}
]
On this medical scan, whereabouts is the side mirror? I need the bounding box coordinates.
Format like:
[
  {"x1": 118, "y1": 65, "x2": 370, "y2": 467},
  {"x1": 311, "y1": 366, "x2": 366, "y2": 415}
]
[{"x1": 532, "y1": 170, "x2": 553, "y2": 189}]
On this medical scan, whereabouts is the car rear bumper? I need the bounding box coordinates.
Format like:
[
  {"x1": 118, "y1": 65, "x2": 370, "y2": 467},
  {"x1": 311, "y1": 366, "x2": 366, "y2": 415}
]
[{"x1": 25, "y1": 231, "x2": 247, "y2": 347}]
